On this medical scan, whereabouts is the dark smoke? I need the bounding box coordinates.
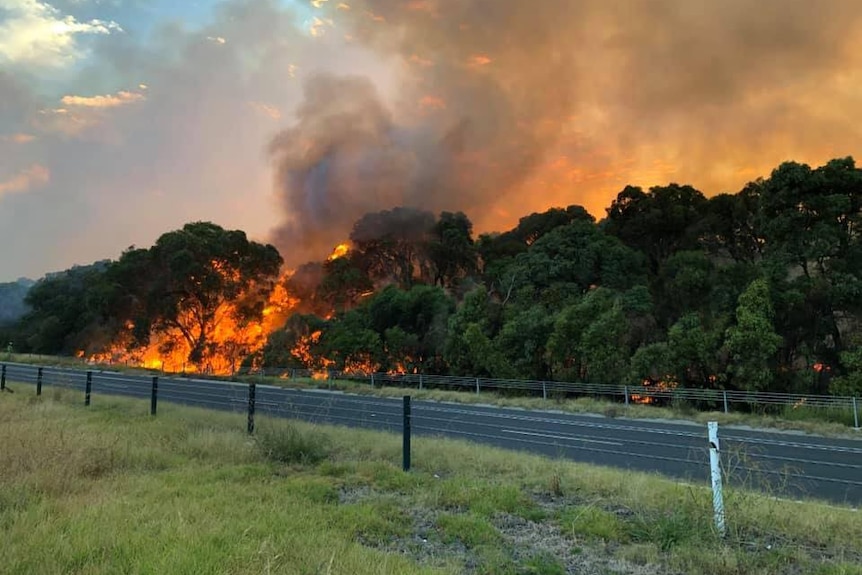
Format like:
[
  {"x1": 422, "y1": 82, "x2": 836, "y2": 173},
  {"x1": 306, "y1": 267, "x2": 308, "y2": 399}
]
[
  {"x1": 269, "y1": 0, "x2": 862, "y2": 264},
  {"x1": 269, "y1": 74, "x2": 418, "y2": 260}
]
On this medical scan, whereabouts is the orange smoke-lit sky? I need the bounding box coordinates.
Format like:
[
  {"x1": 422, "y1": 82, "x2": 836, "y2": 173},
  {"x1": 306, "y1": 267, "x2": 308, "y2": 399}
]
[{"x1": 2, "y1": 0, "x2": 861, "y2": 280}]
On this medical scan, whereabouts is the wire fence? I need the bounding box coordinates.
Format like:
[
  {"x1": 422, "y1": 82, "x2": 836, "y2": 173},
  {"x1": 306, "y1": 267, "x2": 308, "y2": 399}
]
[
  {"x1": 2, "y1": 358, "x2": 860, "y2": 427},
  {"x1": 3, "y1": 361, "x2": 862, "y2": 508},
  {"x1": 246, "y1": 367, "x2": 860, "y2": 426}
]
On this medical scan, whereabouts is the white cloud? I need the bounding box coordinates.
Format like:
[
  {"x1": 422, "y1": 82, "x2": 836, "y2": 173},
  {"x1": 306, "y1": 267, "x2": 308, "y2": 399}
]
[
  {"x1": 33, "y1": 87, "x2": 146, "y2": 137},
  {"x1": 61, "y1": 90, "x2": 145, "y2": 108},
  {"x1": 0, "y1": 0, "x2": 121, "y2": 67},
  {"x1": 0, "y1": 164, "x2": 50, "y2": 198},
  {"x1": 0, "y1": 0, "x2": 397, "y2": 281}
]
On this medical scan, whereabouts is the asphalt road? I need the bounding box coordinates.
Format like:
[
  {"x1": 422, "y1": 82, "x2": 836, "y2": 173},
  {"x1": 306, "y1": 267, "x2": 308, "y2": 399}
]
[{"x1": 4, "y1": 362, "x2": 861, "y2": 507}]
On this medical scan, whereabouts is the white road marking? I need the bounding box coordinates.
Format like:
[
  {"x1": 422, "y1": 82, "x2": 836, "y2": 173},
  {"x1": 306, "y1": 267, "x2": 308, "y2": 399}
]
[{"x1": 502, "y1": 429, "x2": 624, "y2": 446}]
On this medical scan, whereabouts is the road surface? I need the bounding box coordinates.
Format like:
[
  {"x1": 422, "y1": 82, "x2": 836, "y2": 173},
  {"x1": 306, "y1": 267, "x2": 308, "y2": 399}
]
[{"x1": 3, "y1": 362, "x2": 860, "y2": 506}]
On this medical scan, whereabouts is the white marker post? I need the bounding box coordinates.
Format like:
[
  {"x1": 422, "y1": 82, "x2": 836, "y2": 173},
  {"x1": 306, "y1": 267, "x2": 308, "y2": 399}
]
[{"x1": 708, "y1": 421, "x2": 726, "y2": 537}]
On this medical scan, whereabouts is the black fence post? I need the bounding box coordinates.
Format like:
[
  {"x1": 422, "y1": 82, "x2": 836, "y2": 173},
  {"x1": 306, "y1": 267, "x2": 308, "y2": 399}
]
[
  {"x1": 36, "y1": 367, "x2": 43, "y2": 396},
  {"x1": 85, "y1": 371, "x2": 92, "y2": 406},
  {"x1": 403, "y1": 395, "x2": 412, "y2": 471},
  {"x1": 150, "y1": 376, "x2": 158, "y2": 416},
  {"x1": 247, "y1": 383, "x2": 256, "y2": 435},
  {"x1": 1, "y1": 364, "x2": 5, "y2": 391}
]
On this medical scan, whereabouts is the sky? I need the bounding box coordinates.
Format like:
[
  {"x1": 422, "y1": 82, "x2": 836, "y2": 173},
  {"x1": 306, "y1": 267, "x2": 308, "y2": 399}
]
[{"x1": 2, "y1": 0, "x2": 861, "y2": 281}]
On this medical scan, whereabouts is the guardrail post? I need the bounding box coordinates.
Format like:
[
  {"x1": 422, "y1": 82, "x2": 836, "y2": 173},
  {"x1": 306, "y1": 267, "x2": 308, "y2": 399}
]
[
  {"x1": 0, "y1": 364, "x2": 5, "y2": 391},
  {"x1": 150, "y1": 376, "x2": 158, "y2": 416},
  {"x1": 708, "y1": 421, "x2": 726, "y2": 537},
  {"x1": 723, "y1": 390, "x2": 729, "y2": 414},
  {"x1": 624, "y1": 386, "x2": 629, "y2": 406},
  {"x1": 247, "y1": 383, "x2": 256, "y2": 435},
  {"x1": 36, "y1": 367, "x2": 43, "y2": 396},
  {"x1": 402, "y1": 395, "x2": 411, "y2": 471},
  {"x1": 475, "y1": 378, "x2": 480, "y2": 395},
  {"x1": 85, "y1": 371, "x2": 92, "y2": 406},
  {"x1": 542, "y1": 381, "x2": 547, "y2": 401},
  {"x1": 853, "y1": 397, "x2": 859, "y2": 430},
  {"x1": 419, "y1": 374, "x2": 423, "y2": 390},
  {"x1": 370, "y1": 373, "x2": 375, "y2": 388}
]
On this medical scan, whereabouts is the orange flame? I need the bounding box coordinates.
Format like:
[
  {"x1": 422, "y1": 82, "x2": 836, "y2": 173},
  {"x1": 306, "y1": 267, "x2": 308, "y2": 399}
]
[
  {"x1": 88, "y1": 270, "x2": 300, "y2": 375},
  {"x1": 388, "y1": 360, "x2": 418, "y2": 375},
  {"x1": 327, "y1": 242, "x2": 350, "y2": 261},
  {"x1": 630, "y1": 376, "x2": 679, "y2": 405}
]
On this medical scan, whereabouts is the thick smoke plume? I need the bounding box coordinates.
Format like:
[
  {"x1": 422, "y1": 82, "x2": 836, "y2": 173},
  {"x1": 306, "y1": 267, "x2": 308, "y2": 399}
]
[
  {"x1": 270, "y1": 0, "x2": 862, "y2": 264},
  {"x1": 4, "y1": 0, "x2": 861, "y2": 281}
]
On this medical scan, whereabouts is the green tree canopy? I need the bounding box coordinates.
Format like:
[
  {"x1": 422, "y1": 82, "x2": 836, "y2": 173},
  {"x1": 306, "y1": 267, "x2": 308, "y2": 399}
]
[
  {"x1": 604, "y1": 183, "x2": 708, "y2": 274},
  {"x1": 428, "y1": 211, "x2": 477, "y2": 288},
  {"x1": 725, "y1": 278, "x2": 783, "y2": 392}
]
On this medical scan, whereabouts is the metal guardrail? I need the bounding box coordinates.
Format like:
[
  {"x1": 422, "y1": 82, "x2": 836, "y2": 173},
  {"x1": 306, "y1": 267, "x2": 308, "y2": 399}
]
[
  {"x1": 2, "y1": 360, "x2": 859, "y2": 426},
  {"x1": 251, "y1": 367, "x2": 860, "y2": 423}
]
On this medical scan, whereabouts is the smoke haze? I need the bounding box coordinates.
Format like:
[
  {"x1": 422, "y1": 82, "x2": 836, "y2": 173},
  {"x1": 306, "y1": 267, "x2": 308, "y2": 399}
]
[
  {"x1": 2, "y1": 0, "x2": 862, "y2": 278},
  {"x1": 268, "y1": 0, "x2": 862, "y2": 262}
]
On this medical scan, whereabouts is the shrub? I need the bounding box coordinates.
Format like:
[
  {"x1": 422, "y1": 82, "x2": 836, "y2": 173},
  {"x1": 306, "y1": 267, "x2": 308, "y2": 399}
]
[{"x1": 255, "y1": 425, "x2": 330, "y2": 465}]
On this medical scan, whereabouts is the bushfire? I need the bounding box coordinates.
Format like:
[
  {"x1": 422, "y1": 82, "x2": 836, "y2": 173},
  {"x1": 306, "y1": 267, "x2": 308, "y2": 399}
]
[
  {"x1": 85, "y1": 242, "x2": 358, "y2": 375},
  {"x1": 630, "y1": 377, "x2": 679, "y2": 404},
  {"x1": 87, "y1": 277, "x2": 300, "y2": 374},
  {"x1": 328, "y1": 242, "x2": 350, "y2": 261}
]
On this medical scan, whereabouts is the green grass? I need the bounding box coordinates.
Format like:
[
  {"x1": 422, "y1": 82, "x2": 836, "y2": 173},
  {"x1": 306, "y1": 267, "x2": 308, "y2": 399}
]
[
  {"x1": 2, "y1": 386, "x2": 862, "y2": 574},
  {"x1": 436, "y1": 513, "x2": 502, "y2": 547},
  {"x1": 5, "y1": 352, "x2": 861, "y2": 437},
  {"x1": 558, "y1": 505, "x2": 627, "y2": 541}
]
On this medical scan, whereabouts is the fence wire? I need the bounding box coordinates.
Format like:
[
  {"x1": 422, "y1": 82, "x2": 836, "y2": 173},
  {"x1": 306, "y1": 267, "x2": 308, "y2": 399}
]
[{"x1": 2, "y1": 361, "x2": 860, "y2": 506}]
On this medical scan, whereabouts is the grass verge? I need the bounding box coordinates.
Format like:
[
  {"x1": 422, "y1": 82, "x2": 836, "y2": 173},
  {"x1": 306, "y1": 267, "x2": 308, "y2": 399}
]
[{"x1": 2, "y1": 387, "x2": 861, "y2": 574}]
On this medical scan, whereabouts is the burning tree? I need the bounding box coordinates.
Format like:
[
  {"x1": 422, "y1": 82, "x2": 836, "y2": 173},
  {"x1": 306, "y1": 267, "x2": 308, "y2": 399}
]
[{"x1": 103, "y1": 222, "x2": 284, "y2": 372}]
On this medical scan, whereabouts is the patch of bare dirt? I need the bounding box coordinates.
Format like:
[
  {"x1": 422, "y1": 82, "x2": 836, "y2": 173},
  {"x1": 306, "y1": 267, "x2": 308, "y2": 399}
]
[
  {"x1": 493, "y1": 512, "x2": 673, "y2": 575},
  {"x1": 336, "y1": 485, "x2": 679, "y2": 574}
]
